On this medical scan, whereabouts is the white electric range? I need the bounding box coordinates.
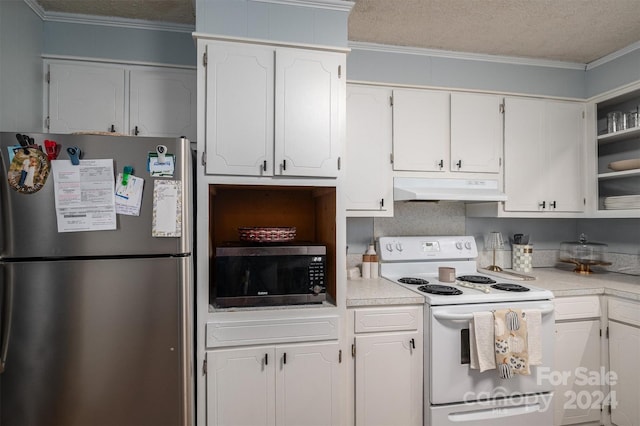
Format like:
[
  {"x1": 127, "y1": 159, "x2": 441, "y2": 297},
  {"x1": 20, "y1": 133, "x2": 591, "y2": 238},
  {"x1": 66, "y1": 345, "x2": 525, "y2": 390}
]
[
  {"x1": 378, "y1": 236, "x2": 556, "y2": 426},
  {"x1": 378, "y1": 235, "x2": 554, "y2": 305}
]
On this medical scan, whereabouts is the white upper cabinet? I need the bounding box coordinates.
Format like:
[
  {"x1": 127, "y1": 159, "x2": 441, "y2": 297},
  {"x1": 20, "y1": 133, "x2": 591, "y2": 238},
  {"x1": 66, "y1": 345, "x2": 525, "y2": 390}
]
[
  {"x1": 344, "y1": 85, "x2": 394, "y2": 216},
  {"x1": 392, "y1": 89, "x2": 502, "y2": 174},
  {"x1": 450, "y1": 92, "x2": 503, "y2": 173},
  {"x1": 392, "y1": 89, "x2": 449, "y2": 172},
  {"x1": 47, "y1": 61, "x2": 196, "y2": 140},
  {"x1": 48, "y1": 62, "x2": 126, "y2": 134},
  {"x1": 129, "y1": 68, "x2": 197, "y2": 139},
  {"x1": 504, "y1": 97, "x2": 585, "y2": 213},
  {"x1": 203, "y1": 41, "x2": 345, "y2": 178},
  {"x1": 275, "y1": 48, "x2": 343, "y2": 178},
  {"x1": 204, "y1": 43, "x2": 274, "y2": 176}
]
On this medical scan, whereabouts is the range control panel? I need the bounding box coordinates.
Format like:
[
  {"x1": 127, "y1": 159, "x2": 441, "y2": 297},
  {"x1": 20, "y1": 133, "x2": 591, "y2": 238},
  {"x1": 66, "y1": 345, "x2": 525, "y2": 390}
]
[{"x1": 378, "y1": 236, "x2": 478, "y2": 262}]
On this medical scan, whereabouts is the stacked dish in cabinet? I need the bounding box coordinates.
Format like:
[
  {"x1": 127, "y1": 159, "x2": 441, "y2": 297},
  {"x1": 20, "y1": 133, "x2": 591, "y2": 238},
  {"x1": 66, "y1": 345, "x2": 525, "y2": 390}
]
[{"x1": 596, "y1": 88, "x2": 640, "y2": 214}]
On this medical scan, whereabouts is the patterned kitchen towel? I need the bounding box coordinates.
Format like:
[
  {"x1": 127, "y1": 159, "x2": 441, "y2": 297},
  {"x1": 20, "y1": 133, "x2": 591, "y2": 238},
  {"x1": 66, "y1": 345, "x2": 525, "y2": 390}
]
[
  {"x1": 470, "y1": 311, "x2": 496, "y2": 372},
  {"x1": 494, "y1": 309, "x2": 529, "y2": 378}
]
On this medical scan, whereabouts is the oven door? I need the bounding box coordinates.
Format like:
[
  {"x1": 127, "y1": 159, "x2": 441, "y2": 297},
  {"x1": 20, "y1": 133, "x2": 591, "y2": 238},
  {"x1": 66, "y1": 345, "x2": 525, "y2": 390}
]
[{"x1": 428, "y1": 300, "x2": 555, "y2": 405}]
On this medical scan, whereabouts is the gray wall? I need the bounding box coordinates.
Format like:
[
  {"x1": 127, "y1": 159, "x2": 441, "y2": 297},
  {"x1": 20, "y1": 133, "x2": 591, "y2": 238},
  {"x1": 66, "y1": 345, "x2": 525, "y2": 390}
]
[
  {"x1": 347, "y1": 47, "x2": 586, "y2": 98},
  {"x1": 0, "y1": 0, "x2": 43, "y2": 132},
  {"x1": 195, "y1": 0, "x2": 351, "y2": 48},
  {"x1": 43, "y1": 21, "x2": 196, "y2": 66},
  {"x1": 586, "y1": 48, "x2": 640, "y2": 98}
]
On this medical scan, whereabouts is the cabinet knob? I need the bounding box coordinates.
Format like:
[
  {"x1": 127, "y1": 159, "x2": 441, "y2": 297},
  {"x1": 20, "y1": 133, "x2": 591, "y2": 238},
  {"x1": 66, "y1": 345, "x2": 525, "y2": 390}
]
[
  {"x1": 438, "y1": 159, "x2": 444, "y2": 169},
  {"x1": 262, "y1": 160, "x2": 267, "y2": 172},
  {"x1": 109, "y1": 124, "x2": 115, "y2": 133},
  {"x1": 134, "y1": 126, "x2": 140, "y2": 136},
  {"x1": 282, "y1": 159, "x2": 287, "y2": 171},
  {"x1": 380, "y1": 199, "x2": 384, "y2": 208},
  {"x1": 539, "y1": 201, "x2": 546, "y2": 209},
  {"x1": 550, "y1": 201, "x2": 557, "y2": 209},
  {"x1": 456, "y1": 160, "x2": 462, "y2": 169},
  {"x1": 410, "y1": 338, "x2": 416, "y2": 349},
  {"x1": 264, "y1": 353, "x2": 268, "y2": 366}
]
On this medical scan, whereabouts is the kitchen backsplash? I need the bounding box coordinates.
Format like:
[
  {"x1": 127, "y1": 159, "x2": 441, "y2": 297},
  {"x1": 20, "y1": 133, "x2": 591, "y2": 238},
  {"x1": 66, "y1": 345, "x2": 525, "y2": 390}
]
[{"x1": 347, "y1": 202, "x2": 640, "y2": 276}]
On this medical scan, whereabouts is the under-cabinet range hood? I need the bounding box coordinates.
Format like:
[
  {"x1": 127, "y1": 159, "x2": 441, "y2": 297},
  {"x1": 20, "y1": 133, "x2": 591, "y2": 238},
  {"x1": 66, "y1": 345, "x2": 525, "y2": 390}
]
[{"x1": 394, "y1": 177, "x2": 507, "y2": 202}]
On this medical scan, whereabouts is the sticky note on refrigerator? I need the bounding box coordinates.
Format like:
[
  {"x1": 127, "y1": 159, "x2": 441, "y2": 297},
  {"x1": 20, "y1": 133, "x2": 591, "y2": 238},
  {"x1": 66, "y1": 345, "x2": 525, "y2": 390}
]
[{"x1": 152, "y1": 179, "x2": 182, "y2": 237}]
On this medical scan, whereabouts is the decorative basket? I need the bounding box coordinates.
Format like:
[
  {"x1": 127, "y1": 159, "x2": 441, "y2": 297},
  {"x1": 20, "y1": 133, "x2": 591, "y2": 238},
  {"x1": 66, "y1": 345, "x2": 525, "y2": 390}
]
[{"x1": 238, "y1": 226, "x2": 296, "y2": 242}]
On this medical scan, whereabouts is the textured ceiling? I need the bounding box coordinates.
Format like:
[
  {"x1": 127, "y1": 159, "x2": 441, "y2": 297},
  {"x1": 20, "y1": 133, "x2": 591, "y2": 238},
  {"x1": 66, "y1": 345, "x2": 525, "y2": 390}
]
[
  {"x1": 36, "y1": 0, "x2": 640, "y2": 64},
  {"x1": 36, "y1": 0, "x2": 196, "y2": 24},
  {"x1": 349, "y1": 0, "x2": 640, "y2": 63}
]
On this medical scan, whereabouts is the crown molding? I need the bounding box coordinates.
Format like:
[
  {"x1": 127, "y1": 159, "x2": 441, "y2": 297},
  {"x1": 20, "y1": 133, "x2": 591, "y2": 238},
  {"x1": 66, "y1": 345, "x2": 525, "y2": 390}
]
[
  {"x1": 348, "y1": 41, "x2": 586, "y2": 70},
  {"x1": 586, "y1": 40, "x2": 640, "y2": 70},
  {"x1": 23, "y1": 0, "x2": 194, "y2": 33},
  {"x1": 252, "y1": 0, "x2": 354, "y2": 12}
]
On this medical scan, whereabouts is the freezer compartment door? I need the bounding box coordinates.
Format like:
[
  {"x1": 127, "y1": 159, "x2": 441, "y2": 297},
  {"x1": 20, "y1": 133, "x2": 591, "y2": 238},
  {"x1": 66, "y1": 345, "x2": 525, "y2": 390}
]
[
  {"x1": 0, "y1": 256, "x2": 191, "y2": 426},
  {"x1": 0, "y1": 133, "x2": 192, "y2": 258}
]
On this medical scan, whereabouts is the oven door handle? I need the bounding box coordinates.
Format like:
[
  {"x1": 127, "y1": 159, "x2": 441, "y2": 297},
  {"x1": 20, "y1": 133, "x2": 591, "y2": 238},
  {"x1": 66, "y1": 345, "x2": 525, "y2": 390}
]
[{"x1": 433, "y1": 304, "x2": 554, "y2": 321}]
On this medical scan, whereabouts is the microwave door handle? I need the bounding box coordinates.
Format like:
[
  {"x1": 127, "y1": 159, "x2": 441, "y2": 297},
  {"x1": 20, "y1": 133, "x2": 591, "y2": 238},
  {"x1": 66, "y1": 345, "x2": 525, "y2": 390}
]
[
  {"x1": 0, "y1": 264, "x2": 14, "y2": 374},
  {"x1": 433, "y1": 304, "x2": 555, "y2": 321}
]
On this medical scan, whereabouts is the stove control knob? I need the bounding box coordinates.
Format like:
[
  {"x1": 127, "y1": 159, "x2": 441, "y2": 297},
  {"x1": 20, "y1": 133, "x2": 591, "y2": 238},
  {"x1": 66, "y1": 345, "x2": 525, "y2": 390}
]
[
  {"x1": 464, "y1": 241, "x2": 472, "y2": 250},
  {"x1": 455, "y1": 241, "x2": 463, "y2": 250}
]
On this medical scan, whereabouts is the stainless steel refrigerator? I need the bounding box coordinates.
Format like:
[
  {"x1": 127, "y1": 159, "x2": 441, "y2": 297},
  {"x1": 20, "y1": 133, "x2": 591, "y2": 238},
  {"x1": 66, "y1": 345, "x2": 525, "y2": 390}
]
[{"x1": 0, "y1": 132, "x2": 193, "y2": 426}]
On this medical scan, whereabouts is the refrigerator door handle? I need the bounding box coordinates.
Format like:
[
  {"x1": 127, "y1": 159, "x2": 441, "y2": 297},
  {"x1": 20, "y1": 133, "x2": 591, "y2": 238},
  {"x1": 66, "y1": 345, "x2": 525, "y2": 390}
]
[{"x1": 0, "y1": 264, "x2": 14, "y2": 374}]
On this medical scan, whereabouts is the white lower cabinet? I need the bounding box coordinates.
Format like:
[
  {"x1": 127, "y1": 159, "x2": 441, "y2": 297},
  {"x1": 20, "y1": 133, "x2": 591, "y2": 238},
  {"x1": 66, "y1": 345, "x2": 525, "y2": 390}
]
[
  {"x1": 553, "y1": 296, "x2": 602, "y2": 426},
  {"x1": 350, "y1": 306, "x2": 423, "y2": 426},
  {"x1": 206, "y1": 341, "x2": 341, "y2": 426},
  {"x1": 608, "y1": 298, "x2": 640, "y2": 426}
]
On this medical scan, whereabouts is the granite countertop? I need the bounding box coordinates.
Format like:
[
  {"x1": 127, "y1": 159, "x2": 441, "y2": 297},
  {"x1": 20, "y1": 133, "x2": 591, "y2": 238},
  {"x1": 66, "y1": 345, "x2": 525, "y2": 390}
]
[
  {"x1": 347, "y1": 266, "x2": 640, "y2": 307},
  {"x1": 346, "y1": 277, "x2": 424, "y2": 307},
  {"x1": 511, "y1": 266, "x2": 640, "y2": 301}
]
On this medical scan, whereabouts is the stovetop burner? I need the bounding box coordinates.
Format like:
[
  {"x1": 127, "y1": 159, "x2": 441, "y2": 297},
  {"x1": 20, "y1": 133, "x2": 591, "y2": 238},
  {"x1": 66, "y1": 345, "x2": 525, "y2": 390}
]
[
  {"x1": 417, "y1": 284, "x2": 463, "y2": 295},
  {"x1": 491, "y1": 283, "x2": 530, "y2": 292},
  {"x1": 457, "y1": 275, "x2": 496, "y2": 284},
  {"x1": 398, "y1": 277, "x2": 429, "y2": 285}
]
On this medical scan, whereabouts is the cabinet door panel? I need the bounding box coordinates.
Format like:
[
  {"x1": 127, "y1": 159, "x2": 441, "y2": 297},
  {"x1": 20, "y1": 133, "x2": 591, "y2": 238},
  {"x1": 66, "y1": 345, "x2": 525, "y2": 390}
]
[
  {"x1": 275, "y1": 49, "x2": 343, "y2": 177},
  {"x1": 450, "y1": 92, "x2": 502, "y2": 173},
  {"x1": 392, "y1": 89, "x2": 449, "y2": 172},
  {"x1": 206, "y1": 348, "x2": 275, "y2": 426},
  {"x1": 355, "y1": 332, "x2": 422, "y2": 426},
  {"x1": 609, "y1": 321, "x2": 640, "y2": 426},
  {"x1": 504, "y1": 97, "x2": 547, "y2": 211},
  {"x1": 554, "y1": 320, "x2": 602, "y2": 425},
  {"x1": 49, "y1": 63, "x2": 125, "y2": 134},
  {"x1": 345, "y1": 85, "x2": 393, "y2": 215},
  {"x1": 129, "y1": 69, "x2": 196, "y2": 140},
  {"x1": 545, "y1": 101, "x2": 585, "y2": 212},
  {"x1": 276, "y1": 342, "x2": 340, "y2": 426},
  {"x1": 205, "y1": 43, "x2": 274, "y2": 176}
]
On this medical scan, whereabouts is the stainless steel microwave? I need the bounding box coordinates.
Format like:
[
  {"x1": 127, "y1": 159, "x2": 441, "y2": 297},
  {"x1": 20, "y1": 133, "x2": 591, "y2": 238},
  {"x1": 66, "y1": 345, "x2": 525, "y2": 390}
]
[{"x1": 213, "y1": 243, "x2": 327, "y2": 308}]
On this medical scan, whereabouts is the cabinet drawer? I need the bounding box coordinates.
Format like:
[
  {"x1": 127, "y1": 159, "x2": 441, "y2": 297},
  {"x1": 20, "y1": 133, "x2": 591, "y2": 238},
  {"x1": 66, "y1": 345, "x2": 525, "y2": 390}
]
[
  {"x1": 608, "y1": 298, "x2": 640, "y2": 327},
  {"x1": 206, "y1": 315, "x2": 339, "y2": 348},
  {"x1": 554, "y1": 296, "x2": 601, "y2": 320},
  {"x1": 354, "y1": 306, "x2": 422, "y2": 333}
]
